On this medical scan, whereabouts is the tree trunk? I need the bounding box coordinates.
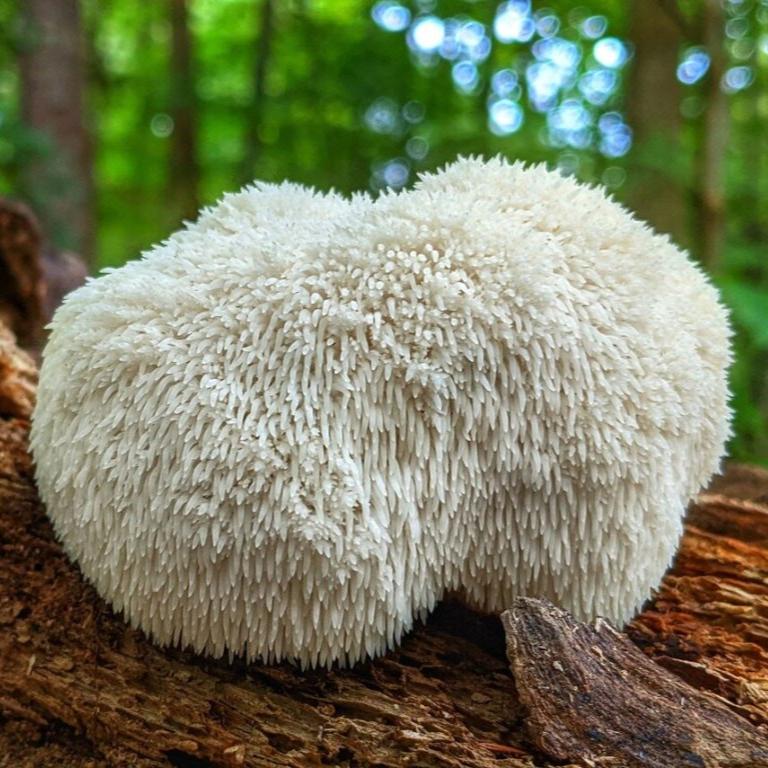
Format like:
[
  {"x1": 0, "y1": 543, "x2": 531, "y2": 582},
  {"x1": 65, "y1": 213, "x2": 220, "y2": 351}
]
[
  {"x1": 0, "y1": 324, "x2": 767, "y2": 765},
  {"x1": 625, "y1": 0, "x2": 689, "y2": 248},
  {"x1": 695, "y1": 0, "x2": 729, "y2": 271},
  {"x1": 18, "y1": 0, "x2": 94, "y2": 263},
  {"x1": 241, "y1": 0, "x2": 275, "y2": 184},
  {"x1": 169, "y1": 0, "x2": 199, "y2": 223}
]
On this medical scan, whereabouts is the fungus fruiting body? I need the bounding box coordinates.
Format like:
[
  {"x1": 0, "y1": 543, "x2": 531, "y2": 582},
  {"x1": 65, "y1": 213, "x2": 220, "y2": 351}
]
[{"x1": 31, "y1": 157, "x2": 732, "y2": 668}]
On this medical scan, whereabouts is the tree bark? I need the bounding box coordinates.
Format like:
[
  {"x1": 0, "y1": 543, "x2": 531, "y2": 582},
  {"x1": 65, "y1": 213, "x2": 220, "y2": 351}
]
[
  {"x1": 626, "y1": 0, "x2": 689, "y2": 247},
  {"x1": 169, "y1": 0, "x2": 199, "y2": 222},
  {"x1": 241, "y1": 0, "x2": 275, "y2": 184},
  {"x1": 18, "y1": 0, "x2": 94, "y2": 262},
  {"x1": 695, "y1": 0, "x2": 729, "y2": 271}
]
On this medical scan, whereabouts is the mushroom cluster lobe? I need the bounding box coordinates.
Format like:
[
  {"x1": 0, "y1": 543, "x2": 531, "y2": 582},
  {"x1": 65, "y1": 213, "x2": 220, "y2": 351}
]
[{"x1": 31, "y1": 157, "x2": 732, "y2": 667}]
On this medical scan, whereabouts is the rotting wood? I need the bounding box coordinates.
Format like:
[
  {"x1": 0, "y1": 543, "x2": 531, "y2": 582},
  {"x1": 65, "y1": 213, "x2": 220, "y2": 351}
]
[{"x1": 0, "y1": 324, "x2": 767, "y2": 767}]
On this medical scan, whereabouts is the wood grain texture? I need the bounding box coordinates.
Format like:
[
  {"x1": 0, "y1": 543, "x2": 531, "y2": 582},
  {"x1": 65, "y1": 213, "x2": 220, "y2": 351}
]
[{"x1": 0, "y1": 325, "x2": 767, "y2": 766}]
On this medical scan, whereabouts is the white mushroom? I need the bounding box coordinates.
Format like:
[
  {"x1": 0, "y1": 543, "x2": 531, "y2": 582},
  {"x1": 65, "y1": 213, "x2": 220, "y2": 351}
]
[{"x1": 31, "y1": 156, "x2": 732, "y2": 668}]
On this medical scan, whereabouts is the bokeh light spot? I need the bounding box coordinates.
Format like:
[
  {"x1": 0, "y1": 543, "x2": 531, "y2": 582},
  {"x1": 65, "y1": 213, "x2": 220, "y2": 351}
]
[
  {"x1": 593, "y1": 37, "x2": 627, "y2": 68},
  {"x1": 579, "y1": 68, "x2": 617, "y2": 105},
  {"x1": 150, "y1": 113, "x2": 174, "y2": 138},
  {"x1": 602, "y1": 166, "x2": 627, "y2": 189},
  {"x1": 406, "y1": 136, "x2": 429, "y2": 160},
  {"x1": 677, "y1": 48, "x2": 710, "y2": 85},
  {"x1": 598, "y1": 111, "x2": 632, "y2": 157},
  {"x1": 402, "y1": 100, "x2": 425, "y2": 124},
  {"x1": 409, "y1": 16, "x2": 446, "y2": 53},
  {"x1": 494, "y1": 1, "x2": 535, "y2": 43},
  {"x1": 581, "y1": 15, "x2": 607, "y2": 40},
  {"x1": 365, "y1": 98, "x2": 400, "y2": 134},
  {"x1": 489, "y1": 98, "x2": 524, "y2": 135},
  {"x1": 452, "y1": 60, "x2": 480, "y2": 93},
  {"x1": 372, "y1": 1, "x2": 411, "y2": 33},
  {"x1": 723, "y1": 65, "x2": 754, "y2": 92},
  {"x1": 491, "y1": 68, "x2": 519, "y2": 98}
]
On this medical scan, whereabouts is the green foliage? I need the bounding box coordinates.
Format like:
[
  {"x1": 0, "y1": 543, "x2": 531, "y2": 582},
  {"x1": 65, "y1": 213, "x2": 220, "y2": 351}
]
[
  {"x1": 717, "y1": 262, "x2": 768, "y2": 464},
  {"x1": 720, "y1": 279, "x2": 768, "y2": 350},
  {"x1": 1, "y1": 0, "x2": 767, "y2": 464}
]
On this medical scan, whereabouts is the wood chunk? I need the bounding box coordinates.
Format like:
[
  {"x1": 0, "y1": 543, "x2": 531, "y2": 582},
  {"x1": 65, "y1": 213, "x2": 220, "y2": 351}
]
[{"x1": 503, "y1": 598, "x2": 768, "y2": 767}]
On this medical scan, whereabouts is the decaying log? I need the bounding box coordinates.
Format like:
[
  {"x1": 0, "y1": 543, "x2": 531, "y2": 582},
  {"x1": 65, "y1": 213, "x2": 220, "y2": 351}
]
[
  {"x1": 0, "y1": 198, "x2": 86, "y2": 350},
  {"x1": 0, "y1": 324, "x2": 767, "y2": 766}
]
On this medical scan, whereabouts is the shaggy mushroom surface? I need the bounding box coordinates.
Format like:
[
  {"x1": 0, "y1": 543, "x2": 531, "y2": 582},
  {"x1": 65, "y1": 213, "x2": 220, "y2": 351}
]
[{"x1": 31, "y1": 157, "x2": 731, "y2": 667}]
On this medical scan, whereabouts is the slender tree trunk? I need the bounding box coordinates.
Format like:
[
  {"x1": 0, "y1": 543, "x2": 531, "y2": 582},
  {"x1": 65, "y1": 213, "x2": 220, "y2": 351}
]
[
  {"x1": 241, "y1": 0, "x2": 275, "y2": 183},
  {"x1": 762, "y1": 60, "x2": 768, "y2": 247},
  {"x1": 18, "y1": 0, "x2": 93, "y2": 264},
  {"x1": 695, "y1": 0, "x2": 729, "y2": 271},
  {"x1": 625, "y1": 0, "x2": 688, "y2": 247},
  {"x1": 169, "y1": 0, "x2": 199, "y2": 222}
]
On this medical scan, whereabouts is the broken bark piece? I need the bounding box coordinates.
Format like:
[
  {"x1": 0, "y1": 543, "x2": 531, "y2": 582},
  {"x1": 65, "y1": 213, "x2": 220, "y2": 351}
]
[{"x1": 503, "y1": 598, "x2": 768, "y2": 768}]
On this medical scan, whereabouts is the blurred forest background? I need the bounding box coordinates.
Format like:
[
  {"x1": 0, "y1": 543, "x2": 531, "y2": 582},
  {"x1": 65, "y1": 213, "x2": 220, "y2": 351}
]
[{"x1": 0, "y1": 0, "x2": 766, "y2": 464}]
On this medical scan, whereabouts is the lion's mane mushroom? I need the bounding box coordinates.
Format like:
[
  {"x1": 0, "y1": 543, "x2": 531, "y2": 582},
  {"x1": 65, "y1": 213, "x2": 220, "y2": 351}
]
[{"x1": 31, "y1": 157, "x2": 731, "y2": 668}]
